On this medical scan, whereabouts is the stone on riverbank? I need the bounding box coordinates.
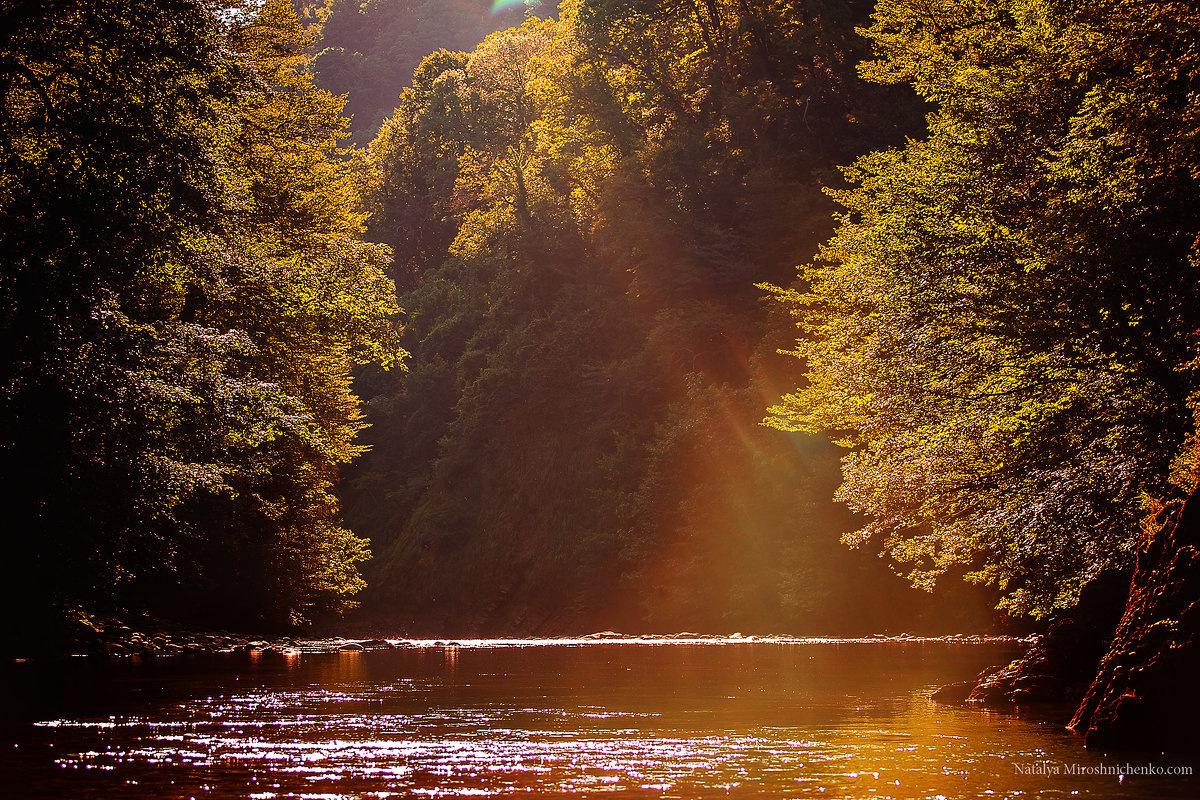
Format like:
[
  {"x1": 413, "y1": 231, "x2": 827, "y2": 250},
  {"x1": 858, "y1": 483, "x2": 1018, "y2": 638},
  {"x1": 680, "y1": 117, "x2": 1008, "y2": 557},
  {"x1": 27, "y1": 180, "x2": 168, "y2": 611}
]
[{"x1": 932, "y1": 569, "x2": 1130, "y2": 709}]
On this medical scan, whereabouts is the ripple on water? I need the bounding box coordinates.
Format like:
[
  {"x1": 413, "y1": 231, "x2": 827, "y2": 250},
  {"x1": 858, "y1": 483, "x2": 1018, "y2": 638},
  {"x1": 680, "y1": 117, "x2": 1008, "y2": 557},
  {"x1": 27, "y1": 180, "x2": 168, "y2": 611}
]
[
  {"x1": 12, "y1": 642, "x2": 1197, "y2": 799},
  {"x1": 42, "y1": 698, "x2": 925, "y2": 796}
]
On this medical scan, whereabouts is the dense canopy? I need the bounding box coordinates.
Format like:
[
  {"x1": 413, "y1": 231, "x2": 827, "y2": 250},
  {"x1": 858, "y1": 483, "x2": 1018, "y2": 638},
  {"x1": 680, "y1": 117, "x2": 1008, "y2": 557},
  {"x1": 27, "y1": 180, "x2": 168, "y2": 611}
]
[
  {"x1": 338, "y1": 0, "x2": 976, "y2": 635},
  {"x1": 765, "y1": 0, "x2": 1200, "y2": 615},
  {"x1": 0, "y1": 0, "x2": 401, "y2": 636}
]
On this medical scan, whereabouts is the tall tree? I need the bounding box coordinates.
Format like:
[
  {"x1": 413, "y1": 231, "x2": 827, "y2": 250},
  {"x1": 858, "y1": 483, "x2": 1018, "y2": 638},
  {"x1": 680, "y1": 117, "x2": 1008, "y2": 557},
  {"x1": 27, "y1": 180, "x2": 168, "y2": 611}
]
[
  {"x1": 766, "y1": 0, "x2": 1200, "y2": 615},
  {"x1": 178, "y1": 0, "x2": 403, "y2": 624},
  {"x1": 0, "y1": 0, "x2": 400, "y2": 640},
  {"x1": 2, "y1": 0, "x2": 235, "y2": 639}
]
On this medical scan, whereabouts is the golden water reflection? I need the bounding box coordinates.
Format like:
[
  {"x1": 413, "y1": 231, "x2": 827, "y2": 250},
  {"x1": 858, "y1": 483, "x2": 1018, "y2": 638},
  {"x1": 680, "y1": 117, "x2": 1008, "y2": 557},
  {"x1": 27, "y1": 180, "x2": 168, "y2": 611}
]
[{"x1": 6, "y1": 642, "x2": 1196, "y2": 799}]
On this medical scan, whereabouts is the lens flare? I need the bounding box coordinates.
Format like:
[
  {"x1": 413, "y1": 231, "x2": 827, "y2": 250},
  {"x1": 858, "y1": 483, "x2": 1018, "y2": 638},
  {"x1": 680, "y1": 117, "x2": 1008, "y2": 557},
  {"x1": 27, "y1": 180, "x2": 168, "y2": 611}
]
[{"x1": 490, "y1": 0, "x2": 527, "y2": 13}]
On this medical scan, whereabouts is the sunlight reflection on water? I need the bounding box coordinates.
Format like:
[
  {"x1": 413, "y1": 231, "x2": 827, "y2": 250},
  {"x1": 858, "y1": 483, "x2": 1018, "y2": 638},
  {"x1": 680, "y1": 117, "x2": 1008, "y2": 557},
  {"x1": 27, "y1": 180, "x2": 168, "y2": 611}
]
[{"x1": 5, "y1": 641, "x2": 1197, "y2": 799}]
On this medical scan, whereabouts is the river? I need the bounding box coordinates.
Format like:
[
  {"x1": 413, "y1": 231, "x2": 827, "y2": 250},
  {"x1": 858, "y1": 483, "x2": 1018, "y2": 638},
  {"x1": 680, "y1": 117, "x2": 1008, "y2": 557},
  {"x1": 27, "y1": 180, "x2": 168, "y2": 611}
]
[{"x1": 2, "y1": 639, "x2": 1195, "y2": 798}]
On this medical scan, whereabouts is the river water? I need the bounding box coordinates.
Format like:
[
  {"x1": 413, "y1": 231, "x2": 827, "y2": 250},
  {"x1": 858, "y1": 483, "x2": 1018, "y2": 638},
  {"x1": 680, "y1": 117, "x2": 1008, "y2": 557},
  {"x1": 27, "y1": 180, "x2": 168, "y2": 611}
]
[{"x1": 1, "y1": 639, "x2": 1195, "y2": 799}]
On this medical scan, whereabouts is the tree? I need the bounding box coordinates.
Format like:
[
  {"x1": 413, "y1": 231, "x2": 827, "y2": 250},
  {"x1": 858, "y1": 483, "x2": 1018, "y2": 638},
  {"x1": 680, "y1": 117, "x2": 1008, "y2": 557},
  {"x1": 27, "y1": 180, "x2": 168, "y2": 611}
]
[
  {"x1": 306, "y1": 0, "x2": 549, "y2": 144},
  {"x1": 178, "y1": 0, "x2": 403, "y2": 623},
  {"x1": 766, "y1": 0, "x2": 1200, "y2": 616},
  {"x1": 0, "y1": 0, "x2": 401, "y2": 639},
  {"x1": 2, "y1": 0, "x2": 237, "y2": 639}
]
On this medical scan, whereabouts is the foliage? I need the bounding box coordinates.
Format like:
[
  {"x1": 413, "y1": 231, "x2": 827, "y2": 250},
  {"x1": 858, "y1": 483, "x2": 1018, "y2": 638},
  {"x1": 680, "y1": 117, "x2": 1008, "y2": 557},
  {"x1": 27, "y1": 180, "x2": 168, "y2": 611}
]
[
  {"x1": 303, "y1": 0, "x2": 556, "y2": 143},
  {"x1": 0, "y1": 0, "x2": 401, "y2": 632},
  {"x1": 766, "y1": 0, "x2": 1200, "y2": 616},
  {"x1": 343, "y1": 0, "x2": 952, "y2": 634}
]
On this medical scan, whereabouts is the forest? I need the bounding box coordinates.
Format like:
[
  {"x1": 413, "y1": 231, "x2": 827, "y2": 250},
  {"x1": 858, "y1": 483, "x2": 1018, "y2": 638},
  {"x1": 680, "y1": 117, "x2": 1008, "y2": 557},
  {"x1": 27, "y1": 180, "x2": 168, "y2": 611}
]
[{"x1": 2, "y1": 0, "x2": 1198, "y2": 750}]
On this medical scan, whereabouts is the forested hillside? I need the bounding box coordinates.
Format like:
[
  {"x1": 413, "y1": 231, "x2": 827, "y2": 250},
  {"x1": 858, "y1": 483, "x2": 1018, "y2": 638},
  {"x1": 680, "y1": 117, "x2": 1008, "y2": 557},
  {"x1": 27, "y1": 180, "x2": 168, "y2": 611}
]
[
  {"x1": 339, "y1": 0, "x2": 992, "y2": 635},
  {"x1": 296, "y1": 0, "x2": 557, "y2": 143}
]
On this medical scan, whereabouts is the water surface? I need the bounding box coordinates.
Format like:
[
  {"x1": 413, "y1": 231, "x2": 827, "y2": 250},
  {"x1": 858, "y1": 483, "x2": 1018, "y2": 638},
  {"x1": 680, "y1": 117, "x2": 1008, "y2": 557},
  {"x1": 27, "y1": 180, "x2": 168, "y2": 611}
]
[{"x1": 2, "y1": 640, "x2": 1195, "y2": 798}]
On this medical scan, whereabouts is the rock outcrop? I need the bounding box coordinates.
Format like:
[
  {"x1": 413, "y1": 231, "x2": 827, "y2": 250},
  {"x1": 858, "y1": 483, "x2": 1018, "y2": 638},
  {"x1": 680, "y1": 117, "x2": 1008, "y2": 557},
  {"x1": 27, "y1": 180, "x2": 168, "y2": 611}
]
[
  {"x1": 1069, "y1": 487, "x2": 1200, "y2": 751},
  {"x1": 931, "y1": 569, "x2": 1129, "y2": 710},
  {"x1": 967, "y1": 569, "x2": 1131, "y2": 707},
  {"x1": 934, "y1": 483, "x2": 1200, "y2": 754}
]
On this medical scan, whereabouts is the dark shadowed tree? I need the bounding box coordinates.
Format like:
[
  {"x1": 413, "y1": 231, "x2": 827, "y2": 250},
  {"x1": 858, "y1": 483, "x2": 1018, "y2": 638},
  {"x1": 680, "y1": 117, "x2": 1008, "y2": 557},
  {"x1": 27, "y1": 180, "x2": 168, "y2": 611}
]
[{"x1": 0, "y1": 0, "x2": 401, "y2": 644}]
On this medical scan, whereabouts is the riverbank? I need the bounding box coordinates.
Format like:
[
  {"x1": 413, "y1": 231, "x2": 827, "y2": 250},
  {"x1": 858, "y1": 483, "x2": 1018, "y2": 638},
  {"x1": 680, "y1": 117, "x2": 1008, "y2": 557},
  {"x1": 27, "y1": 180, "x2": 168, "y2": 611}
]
[{"x1": 16, "y1": 624, "x2": 1034, "y2": 661}]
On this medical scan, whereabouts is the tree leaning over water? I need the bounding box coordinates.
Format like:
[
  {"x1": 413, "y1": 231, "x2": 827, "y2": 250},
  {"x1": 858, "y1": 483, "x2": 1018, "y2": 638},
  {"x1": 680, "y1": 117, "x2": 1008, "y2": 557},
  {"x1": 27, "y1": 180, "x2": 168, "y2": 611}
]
[
  {"x1": 768, "y1": 0, "x2": 1200, "y2": 616},
  {"x1": 0, "y1": 0, "x2": 401, "y2": 640},
  {"x1": 766, "y1": 0, "x2": 1200, "y2": 746}
]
